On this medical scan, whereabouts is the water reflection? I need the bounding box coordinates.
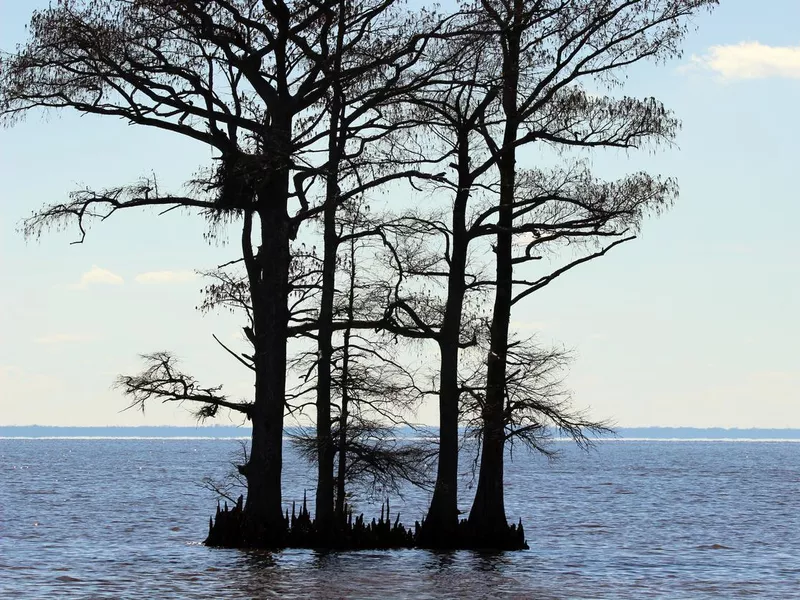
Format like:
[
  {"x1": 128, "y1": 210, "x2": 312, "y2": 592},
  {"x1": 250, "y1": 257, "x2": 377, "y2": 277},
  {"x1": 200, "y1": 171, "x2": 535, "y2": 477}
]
[
  {"x1": 225, "y1": 547, "x2": 563, "y2": 600},
  {"x1": 228, "y1": 550, "x2": 280, "y2": 598},
  {"x1": 422, "y1": 549, "x2": 457, "y2": 572},
  {"x1": 469, "y1": 550, "x2": 513, "y2": 572}
]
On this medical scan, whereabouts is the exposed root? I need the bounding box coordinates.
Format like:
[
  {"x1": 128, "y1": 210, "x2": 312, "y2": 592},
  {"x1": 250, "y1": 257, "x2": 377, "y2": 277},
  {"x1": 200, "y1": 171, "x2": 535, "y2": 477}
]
[{"x1": 205, "y1": 495, "x2": 527, "y2": 551}]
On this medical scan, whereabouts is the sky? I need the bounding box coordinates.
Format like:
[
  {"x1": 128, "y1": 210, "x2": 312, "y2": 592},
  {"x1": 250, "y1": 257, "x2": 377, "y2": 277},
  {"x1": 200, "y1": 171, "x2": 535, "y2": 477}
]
[{"x1": 0, "y1": 0, "x2": 798, "y2": 428}]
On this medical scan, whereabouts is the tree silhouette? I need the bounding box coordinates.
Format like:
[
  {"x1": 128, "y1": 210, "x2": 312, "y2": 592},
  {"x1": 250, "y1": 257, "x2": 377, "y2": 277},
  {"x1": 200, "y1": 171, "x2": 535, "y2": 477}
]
[
  {"x1": 2, "y1": 0, "x2": 443, "y2": 546},
  {"x1": 458, "y1": 0, "x2": 715, "y2": 548},
  {"x1": 2, "y1": 0, "x2": 719, "y2": 550}
]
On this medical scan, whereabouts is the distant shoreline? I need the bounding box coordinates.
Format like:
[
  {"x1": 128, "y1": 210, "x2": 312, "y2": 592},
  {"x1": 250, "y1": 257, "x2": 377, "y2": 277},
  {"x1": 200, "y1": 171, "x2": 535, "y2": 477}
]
[{"x1": 2, "y1": 425, "x2": 800, "y2": 440}]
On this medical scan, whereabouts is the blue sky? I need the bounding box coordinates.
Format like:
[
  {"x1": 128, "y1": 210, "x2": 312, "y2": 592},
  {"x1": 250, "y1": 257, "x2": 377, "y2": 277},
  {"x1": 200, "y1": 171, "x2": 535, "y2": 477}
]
[{"x1": 1, "y1": 1, "x2": 798, "y2": 427}]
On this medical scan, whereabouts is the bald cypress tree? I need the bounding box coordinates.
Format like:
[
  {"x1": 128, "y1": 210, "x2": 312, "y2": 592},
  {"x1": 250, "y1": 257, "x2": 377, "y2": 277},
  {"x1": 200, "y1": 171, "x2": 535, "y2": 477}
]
[
  {"x1": 3, "y1": 0, "x2": 718, "y2": 550},
  {"x1": 1, "y1": 0, "x2": 441, "y2": 546}
]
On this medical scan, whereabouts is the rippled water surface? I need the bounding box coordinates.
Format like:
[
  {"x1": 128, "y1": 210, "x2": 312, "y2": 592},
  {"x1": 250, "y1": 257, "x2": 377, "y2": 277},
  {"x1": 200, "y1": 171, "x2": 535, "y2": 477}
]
[{"x1": 2, "y1": 439, "x2": 798, "y2": 599}]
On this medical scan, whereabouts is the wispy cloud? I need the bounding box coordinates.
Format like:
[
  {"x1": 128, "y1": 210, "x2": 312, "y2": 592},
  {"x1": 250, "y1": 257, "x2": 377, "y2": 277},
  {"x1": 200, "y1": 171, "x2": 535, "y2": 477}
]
[
  {"x1": 34, "y1": 333, "x2": 97, "y2": 345},
  {"x1": 69, "y1": 265, "x2": 124, "y2": 290},
  {"x1": 686, "y1": 41, "x2": 800, "y2": 80},
  {"x1": 135, "y1": 270, "x2": 196, "y2": 284}
]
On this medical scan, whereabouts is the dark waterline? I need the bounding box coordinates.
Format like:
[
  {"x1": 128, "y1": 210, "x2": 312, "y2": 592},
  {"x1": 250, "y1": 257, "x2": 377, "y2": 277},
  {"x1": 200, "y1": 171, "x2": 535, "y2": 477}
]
[{"x1": 2, "y1": 439, "x2": 799, "y2": 599}]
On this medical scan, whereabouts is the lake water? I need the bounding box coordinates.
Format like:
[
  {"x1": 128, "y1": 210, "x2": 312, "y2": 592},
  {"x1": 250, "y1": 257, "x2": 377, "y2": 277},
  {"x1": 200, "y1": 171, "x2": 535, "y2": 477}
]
[{"x1": 1, "y1": 438, "x2": 798, "y2": 598}]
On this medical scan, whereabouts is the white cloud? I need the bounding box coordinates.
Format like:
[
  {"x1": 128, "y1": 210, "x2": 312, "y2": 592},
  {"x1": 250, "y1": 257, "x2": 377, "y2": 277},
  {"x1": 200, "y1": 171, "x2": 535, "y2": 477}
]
[
  {"x1": 33, "y1": 333, "x2": 96, "y2": 345},
  {"x1": 135, "y1": 270, "x2": 197, "y2": 284},
  {"x1": 687, "y1": 41, "x2": 800, "y2": 80},
  {"x1": 69, "y1": 265, "x2": 124, "y2": 289}
]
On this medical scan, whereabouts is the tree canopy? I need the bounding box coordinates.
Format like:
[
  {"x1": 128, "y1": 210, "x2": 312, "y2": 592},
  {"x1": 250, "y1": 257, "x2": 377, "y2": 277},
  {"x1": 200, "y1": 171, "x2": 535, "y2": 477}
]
[{"x1": 2, "y1": 0, "x2": 717, "y2": 550}]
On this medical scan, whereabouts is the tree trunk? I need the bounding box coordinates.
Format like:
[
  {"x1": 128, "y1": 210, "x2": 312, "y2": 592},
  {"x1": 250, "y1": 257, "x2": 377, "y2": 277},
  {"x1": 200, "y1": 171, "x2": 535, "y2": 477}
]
[
  {"x1": 420, "y1": 157, "x2": 470, "y2": 547},
  {"x1": 335, "y1": 326, "x2": 351, "y2": 520},
  {"x1": 238, "y1": 105, "x2": 294, "y2": 545},
  {"x1": 336, "y1": 235, "x2": 357, "y2": 520},
  {"x1": 315, "y1": 5, "x2": 347, "y2": 538},
  {"x1": 468, "y1": 4, "x2": 521, "y2": 548},
  {"x1": 467, "y1": 174, "x2": 512, "y2": 545},
  {"x1": 315, "y1": 197, "x2": 337, "y2": 537},
  {"x1": 240, "y1": 194, "x2": 292, "y2": 545},
  {"x1": 420, "y1": 339, "x2": 461, "y2": 545}
]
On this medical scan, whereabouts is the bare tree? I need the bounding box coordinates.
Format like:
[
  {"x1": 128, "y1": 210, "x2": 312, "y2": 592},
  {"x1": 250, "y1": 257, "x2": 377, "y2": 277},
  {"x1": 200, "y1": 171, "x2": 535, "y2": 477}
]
[
  {"x1": 355, "y1": 0, "x2": 715, "y2": 548},
  {"x1": 289, "y1": 201, "x2": 437, "y2": 524},
  {"x1": 1, "y1": 0, "x2": 441, "y2": 546},
  {"x1": 455, "y1": 0, "x2": 716, "y2": 547},
  {"x1": 302, "y1": 1, "x2": 447, "y2": 537},
  {"x1": 3, "y1": 0, "x2": 719, "y2": 551}
]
